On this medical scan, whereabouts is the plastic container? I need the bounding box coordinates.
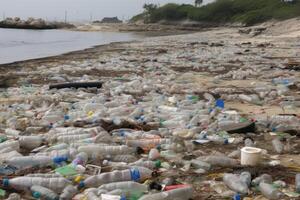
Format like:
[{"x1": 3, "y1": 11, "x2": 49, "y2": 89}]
[
  {"x1": 19, "y1": 136, "x2": 43, "y2": 150},
  {"x1": 78, "y1": 145, "x2": 134, "y2": 157},
  {"x1": 241, "y1": 147, "x2": 262, "y2": 166}
]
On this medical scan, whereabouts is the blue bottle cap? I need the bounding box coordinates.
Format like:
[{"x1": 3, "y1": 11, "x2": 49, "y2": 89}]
[
  {"x1": 33, "y1": 191, "x2": 41, "y2": 199},
  {"x1": 2, "y1": 179, "x2": 9, "y2": 187},
  {"x1": 233, "y1": 193, "x2": 241, "y2": 200},
  {"x1": 224, "y1": 138, "x2": 229, "y2": 144},
  {"x1": 78, "y1": 181, "x2": 85, "y2": 189}
]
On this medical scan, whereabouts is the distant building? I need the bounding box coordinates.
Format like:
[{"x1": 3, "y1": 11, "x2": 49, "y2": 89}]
[
  {"x1": 282, "y1": 0, "x2": 296, "y2": 2},
  {"x1": 100, "y1": 17, "x2": 122, "y2": 23}
]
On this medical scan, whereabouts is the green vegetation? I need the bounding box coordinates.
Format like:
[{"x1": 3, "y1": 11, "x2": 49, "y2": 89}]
[{"x1": 131, "y1": 0, "x2": 300, "y2": 26}]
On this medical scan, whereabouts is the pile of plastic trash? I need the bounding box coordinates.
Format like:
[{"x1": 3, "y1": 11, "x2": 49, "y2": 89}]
[{"x1": 0, "y1": 29, "x2": 299, "y2": 200}]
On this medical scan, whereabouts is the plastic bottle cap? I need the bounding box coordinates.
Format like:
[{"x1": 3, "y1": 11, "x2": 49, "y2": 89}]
[
  {"x1": 155, "y1": 160, "x2": 161, "y2": 168},
  {"x1": 130, "y1": 168, "x2": 141, "y2": 182},
  {"x1": 2, "y1": 179, "x2": 9, "y2": 187},
  {"x1": 78, "y1": 181, "x2": 85, "y2": 189},
  {"x1": 33, "y1": 191, "x2": 41, "y2": 199},
  {"x1": 224, "y1": 139, "x2": 229, "y2": 144},
  {"x1": 64, "y1": 115, "x2": 70, "y2": 120}
]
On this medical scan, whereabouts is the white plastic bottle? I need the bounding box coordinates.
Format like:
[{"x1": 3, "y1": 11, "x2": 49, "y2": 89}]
[
  {"x1": 2, "y1": 177, "x2": 71, "y2": 192},
  {"x1": 81, "y1": 167, "x2": 153, "y2": 188},
  {"x1": 31, "y1": 185, "x2": 59, "y2": 200},
  {"x1": 138, "y1": 186, "x2": 193, "y2": 200},
  {"x1": 223, "y1": 173, "x2": 248, "y2": 194}
]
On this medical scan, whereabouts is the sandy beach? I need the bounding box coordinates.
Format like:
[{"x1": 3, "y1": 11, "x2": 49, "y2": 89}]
[{"x1": 0, "y1": 19, "x2": 300, "y2": 199}]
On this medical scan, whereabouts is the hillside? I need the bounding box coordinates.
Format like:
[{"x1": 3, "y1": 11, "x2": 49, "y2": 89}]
[{"x1": 131, "y1": 0, "x2": 300, "y2": 26}]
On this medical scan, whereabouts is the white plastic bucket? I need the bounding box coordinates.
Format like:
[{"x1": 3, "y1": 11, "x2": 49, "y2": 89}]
[{"x1": 241, "y1": 147, "x2": 262, "y2": 166}]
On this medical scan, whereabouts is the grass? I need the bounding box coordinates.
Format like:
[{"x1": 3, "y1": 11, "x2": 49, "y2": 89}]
[{"x1": 131, "y1": 0, "x2": 300, "y2": 26}]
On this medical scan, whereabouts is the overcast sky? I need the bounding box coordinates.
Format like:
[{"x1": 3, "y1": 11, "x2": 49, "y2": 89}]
[{"x1": 0, "y1": 0, "x2": 213, "y2": 22}]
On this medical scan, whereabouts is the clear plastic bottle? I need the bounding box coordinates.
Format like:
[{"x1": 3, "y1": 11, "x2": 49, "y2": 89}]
[
  {"x1": 138, "y1": 186, "x2": 193, "y2": 200},
  {"x1": 190, "y1": 159, "x2": 211, "y2": 171},
  {"x1": 130, "y1": 159, "x2": 161, "y2": 170},
  {"x1": 71, "y1": 152, "x2": 88, "y2": 166},
  {"x1": 252, "y1": 174, "x2": 272, "y2": 186},
  {"x1": 0, "y1": 140, "x2": 19, "y2": 152},
  {"x1": 296, "y1": 174, "x2": 300, "y2": 193},
  {"x1": 200, "y1": 156, "x2": 239, "y2": 167},
  {"x1": 57, "y1": 133, "x2": 95, "y2": 143},
  {"x1": 98, "y1": 181, "x2": 148, "y2": 193},
  {"x1": 6, "y1": 193, "x2": 21, "y2": 200},
  {"x1": 126, "y1": 139, "x2": 170, "y2": 149},
  {"x1": 259, "y1": 182, "x2": 283, "y2": 200},
  {"x1": 2, "y1": 177, "x2": 71, "y2": 192},
  {"x1": 272, "y1": 138, "x2": 284, "y2": 154},
  {"x1": 240, "y1": 171, "x2": 251, "y2": 187},
  {"x1": 223, "y1": 173, "x2": 248, "y2": 194},
  {"x1": 60, "y1": 185, "x2": 78, "y2": 200},
  {"x1": 111, "y1": 155, "x2": 138, "y2": 163},
  {"x1": 81, "y1": 167, "x2": 153, "y2": 188},
  {"x1": 6, "y1": 156, "x2": 54, "y2": 169},
  {"x1": 18, "y1": 135, "x2": 43, "y2": 150},
  {"x1": 31, "y1": 185, "x2": 59, "y2": 200},
  {"x1": 78, "y1": 145, "x2": 134, "y2": 157}
]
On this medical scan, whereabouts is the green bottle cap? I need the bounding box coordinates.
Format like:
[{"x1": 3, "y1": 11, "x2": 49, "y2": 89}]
[{"x1": 155, "y1": 160, "x2": 161, "y2": 168}]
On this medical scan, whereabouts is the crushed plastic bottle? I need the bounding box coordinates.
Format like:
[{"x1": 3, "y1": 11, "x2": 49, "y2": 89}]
[{"x1": 259, "y1": 182, "x2": 283, "y2": 200}]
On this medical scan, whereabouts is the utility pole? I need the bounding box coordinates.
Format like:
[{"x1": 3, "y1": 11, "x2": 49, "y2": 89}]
[
  {"x1": 90, "y1": 12, "x2": 93, "y2": 22},
  {"x1": 64, "y1": 10, "x2": 68, "y2": 23}
]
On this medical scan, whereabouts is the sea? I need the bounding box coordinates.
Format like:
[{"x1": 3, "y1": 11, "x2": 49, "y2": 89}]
[{"x1": 0, "y1": 28, "x2": 142, "y2": 64}]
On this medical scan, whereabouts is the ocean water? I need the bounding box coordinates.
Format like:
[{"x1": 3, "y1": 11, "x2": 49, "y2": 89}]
[{"x1": 0, "y1": 28, "x2": 142, "y2": 64}]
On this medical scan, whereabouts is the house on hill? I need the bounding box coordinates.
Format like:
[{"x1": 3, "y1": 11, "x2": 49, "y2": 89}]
[{"x1": 100, "y1": 17, "x2": 122, "y2": 23}]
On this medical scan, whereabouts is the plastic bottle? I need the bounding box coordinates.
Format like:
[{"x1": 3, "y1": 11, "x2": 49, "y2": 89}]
[
  {"x1": 252, "y1": 174, "x2": 272, "y2": 186},
  {"x1": 190, "y1": 159, "x2": 211, "y2": 171},
  {"x1": 31, "y1": 185, "x2": 59, "y2": 200},
  {"x1": 0, "y1": 140, "x2": 19, "y2": 152},
  {"x1": 71, "y1": 152, "x2": 88, "y2": 166},
  {"x1": 126, "y1": 139, "x2": 170, "y2": 149},
  {"x1": 272, "y1": 138, "x2": 284, "y2": 154},
  {"x1": 206, "y1": 134, "x2": 228, "y2": 144},
  {"x1": 19, "y1": 135, "x2": 43, "y2": 150},
  {"x1": 6, "y1": 156, "x2": 54, "y2": 169},
  {"x1": 239, "y1": 172, "x2": 251, "y2": 187},
  {"x1": 295, "y1": 174, "x2": 300, "y2": 193},
  {"x1": 138, "y1": 186, "x2": 193, "y2": 200},
  {"x1": 223, "y1": 173, "x2": 248, "y2": 194},
  {"x1": 200, "y1": 156, "x2": 239, "y2": 167},
  {"x1": 98, "y1": 181, "x2": 148, "y2": 193},
  {"x1": 78, "y1": 145, "x2": 134, "y2": 157},
  {"x1": 244, "y1": 138, "x2": 254, "y2": 147},
  {"x1": 81, "y1": 167, "x2": 153, "y2": 188},
  {"x1": 130, "y1": 159, "x2": 161, "y2": 170},
  {"x1": 111, "y1": 155, "x2": 138, "y2": 163},
  {"x1": 57, "y1": 133, "x2": 95, "y2": 143},
  {"x1": 6, "y1": 193, "x2": 21, "y2": 200},
  {"x1": 60, "y1": 185, "x2": 78, "y2": 200},
  {"x1": 259, "y1": 182, "x2": 283, "y2": 200},
  {"x1": 2, "y1": 177, "x2": 71, "y2": 192}
]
